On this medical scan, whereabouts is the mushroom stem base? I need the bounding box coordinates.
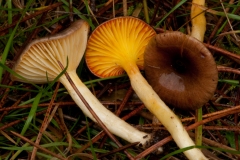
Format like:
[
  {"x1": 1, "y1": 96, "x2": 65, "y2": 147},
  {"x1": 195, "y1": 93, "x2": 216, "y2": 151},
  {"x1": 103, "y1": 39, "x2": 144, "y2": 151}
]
[
  {"x1": 126, "y1": 65, "x2": 207, "y2": 160},
  {"x1": 59, "y1": 70, "x2": 151, "y2": 145}
]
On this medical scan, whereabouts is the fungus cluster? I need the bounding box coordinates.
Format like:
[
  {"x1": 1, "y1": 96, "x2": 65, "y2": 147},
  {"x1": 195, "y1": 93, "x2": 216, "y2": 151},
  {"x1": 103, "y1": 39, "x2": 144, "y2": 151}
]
[
  {"x1": 11, "y1": 14, "x2": 215, "y2": 159},
  {"x1": 11, "y1": 20, "x2": 152, "y2": 148},
  {"x1": 85, "y1": 16, "x2": 207, "y2": 160}
]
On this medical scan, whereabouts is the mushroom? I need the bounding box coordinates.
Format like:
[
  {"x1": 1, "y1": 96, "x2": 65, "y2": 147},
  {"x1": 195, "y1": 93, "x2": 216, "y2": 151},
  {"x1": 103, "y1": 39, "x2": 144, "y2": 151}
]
[
  {"x1": 144, "y1": 31, "x2": 218, "y2": 110},
  {"x1": 85, "y1": 16, "x2": 207, "y2": 160},
  {"x1": 11, "y1": 20, "x2": 153, "y2": 148}
]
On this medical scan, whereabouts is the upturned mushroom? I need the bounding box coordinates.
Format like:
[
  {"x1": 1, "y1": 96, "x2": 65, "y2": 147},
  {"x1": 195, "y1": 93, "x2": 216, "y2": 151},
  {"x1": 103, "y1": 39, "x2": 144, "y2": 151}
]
[
  {"x1": 11, "y1": 20, "x2": 153, "y2": 148},
  {"x1": 144, "y1": 31, "x2": 218, "y2": 110},
  {"x1": 85, "y1": 16, "x2": 207, "y2": 160}
]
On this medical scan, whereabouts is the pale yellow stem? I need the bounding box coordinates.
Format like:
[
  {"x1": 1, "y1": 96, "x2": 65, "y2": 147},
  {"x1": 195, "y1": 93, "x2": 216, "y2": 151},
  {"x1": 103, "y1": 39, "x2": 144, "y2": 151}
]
[
  {"x1": 125, "y1": 63, "x2": 207, "y2": 160},
  {"x1": 191, "y1": 0, "x2": 206, "y2": 41},
  {"x1": 59, "y1": 70, "x2": 151, "y2": 145}
]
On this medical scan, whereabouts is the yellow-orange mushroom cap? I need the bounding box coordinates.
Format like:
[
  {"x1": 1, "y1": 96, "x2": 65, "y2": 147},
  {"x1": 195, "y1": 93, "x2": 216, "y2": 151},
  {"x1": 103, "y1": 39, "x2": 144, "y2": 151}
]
[{"x1": 85, "y1": 16, "x2": 156, "y2": 78}]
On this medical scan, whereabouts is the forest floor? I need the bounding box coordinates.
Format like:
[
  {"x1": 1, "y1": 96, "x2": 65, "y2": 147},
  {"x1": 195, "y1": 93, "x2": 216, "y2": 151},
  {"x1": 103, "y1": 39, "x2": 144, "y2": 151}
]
[{"x1": 0, "y1": 0, "x2": 240, "y2": 159}]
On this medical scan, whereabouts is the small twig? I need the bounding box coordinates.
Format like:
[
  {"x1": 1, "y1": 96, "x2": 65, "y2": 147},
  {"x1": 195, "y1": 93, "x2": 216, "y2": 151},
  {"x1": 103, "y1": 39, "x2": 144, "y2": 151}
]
[
  {"x1": 217, "y1": 65, "x2": 240, "y2": 74},
  {"x1": 121, "y1": 104, "x2": 145, "y2": 120},
  {"x1": 203, "y1": 126, "x2": 240, "y2": 132},
  {"x1": 115, "y1": 87, "x2": 133, "y2": 116}
]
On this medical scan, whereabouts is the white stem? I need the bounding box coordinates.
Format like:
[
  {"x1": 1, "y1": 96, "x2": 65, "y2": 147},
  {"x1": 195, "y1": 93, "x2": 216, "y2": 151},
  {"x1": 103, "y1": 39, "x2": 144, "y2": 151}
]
[
  {"x1": 126, "y1": 66, "x2": 207, "y2": 160},
  {"x1": 59, "y1": 70, "x2": 151, "y2": 145}
]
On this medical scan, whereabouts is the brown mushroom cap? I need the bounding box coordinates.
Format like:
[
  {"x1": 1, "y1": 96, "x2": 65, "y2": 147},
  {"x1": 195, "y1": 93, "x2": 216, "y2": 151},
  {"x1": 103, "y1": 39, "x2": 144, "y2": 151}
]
[{"x1": 144, "y1": 31, "x2": 218, "y2": 110}]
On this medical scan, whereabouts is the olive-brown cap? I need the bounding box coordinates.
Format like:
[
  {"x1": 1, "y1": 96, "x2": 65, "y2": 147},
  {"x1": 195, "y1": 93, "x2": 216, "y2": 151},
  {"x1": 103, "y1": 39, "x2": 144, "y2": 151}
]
[{"x1": 144, "y1": 31, "x2": 218, "y2": 110}]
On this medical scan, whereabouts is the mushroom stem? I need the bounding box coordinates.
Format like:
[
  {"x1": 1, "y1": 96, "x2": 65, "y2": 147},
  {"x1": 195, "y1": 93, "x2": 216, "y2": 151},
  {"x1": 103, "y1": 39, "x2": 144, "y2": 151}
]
[
  {"x1": 123, "y1": 63, "x2": 207, "y2": 160},
  {"x1": 191, "y1": 0, "x2": 206, "y2": 41},
  {"x1": 59, "y1": 70, "x2": 151, "y2": 145}
]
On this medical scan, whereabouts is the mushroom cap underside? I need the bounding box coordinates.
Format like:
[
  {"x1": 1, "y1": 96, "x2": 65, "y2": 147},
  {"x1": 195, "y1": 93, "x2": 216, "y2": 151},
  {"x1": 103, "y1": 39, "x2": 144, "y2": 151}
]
[
  {"x1": 144, "y1": 31, "x2": 218, "y2": 110},
  {"x1": 85, "y1": 16, "x2": 156, "y2": 78},
  {"x1": 11, "y1": 20, "x2": 89, "y2": 84}
]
